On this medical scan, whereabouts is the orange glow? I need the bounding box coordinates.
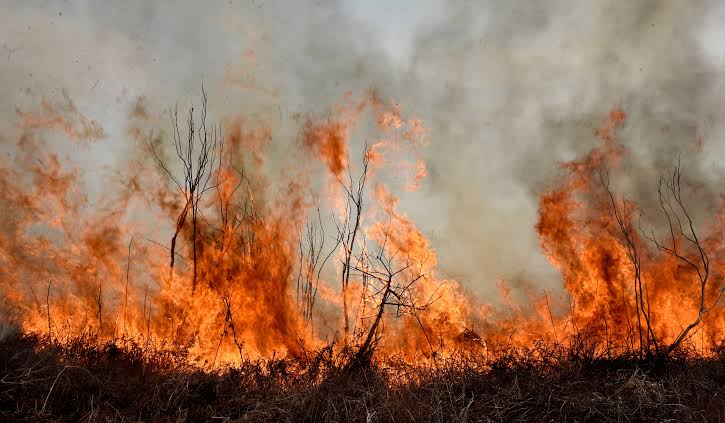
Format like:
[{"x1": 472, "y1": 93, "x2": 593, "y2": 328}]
[
  {"x1": 1, "y1": 92, "x2": 722, "y2": 368},
  {"x1": 536, "y1": 108, "x2": 724, "y2": 354}
]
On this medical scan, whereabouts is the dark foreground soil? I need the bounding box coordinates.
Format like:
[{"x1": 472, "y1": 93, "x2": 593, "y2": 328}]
[{"x1": 0, "y1": 333, "x2": 723, "y2": 422}]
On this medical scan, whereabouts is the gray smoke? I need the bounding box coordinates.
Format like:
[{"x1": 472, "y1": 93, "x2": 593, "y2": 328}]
[{"x1": 2, "y1": 0, "x2": 725, "y2": 304}]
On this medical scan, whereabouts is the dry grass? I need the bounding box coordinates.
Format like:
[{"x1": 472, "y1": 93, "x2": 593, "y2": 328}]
[{"x1": 0, "y1": 333, "x2": 723, "y2": 422}]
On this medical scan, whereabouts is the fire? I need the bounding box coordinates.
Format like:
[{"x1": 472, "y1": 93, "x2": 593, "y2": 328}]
[
  {"x1": 299, "y1": 92, "x2": 368, "y2": 177},
  {"x1": 0, "y1": 88, "x2": 722, "y2": 368},
  {"x1": 536, "y1": 108, "x2": 724, "y2": 354}
]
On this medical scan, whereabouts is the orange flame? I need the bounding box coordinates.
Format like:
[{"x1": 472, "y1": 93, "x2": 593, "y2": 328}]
[
  {"x1": 536, "y1": 108, "x2": 724, "y2": 353},
  {"x1": 1, "y1": 90, "x2": 722, "y2": 369}
]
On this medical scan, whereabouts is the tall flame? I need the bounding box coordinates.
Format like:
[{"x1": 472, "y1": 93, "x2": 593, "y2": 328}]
[
  {"x1": 536, "y1": 109, "x2": 724, "y2": 353},
  {"x1": 1, "y1": 90, "x2": 722, "y2": 367}
]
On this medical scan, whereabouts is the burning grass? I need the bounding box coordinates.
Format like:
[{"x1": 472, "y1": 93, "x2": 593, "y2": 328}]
[
  {"x1": 0, "y1": 332, "x2": 722, "y2": 422},
  {"x1": 2, "y1": 89, "x2": 725, "y2": 421}
]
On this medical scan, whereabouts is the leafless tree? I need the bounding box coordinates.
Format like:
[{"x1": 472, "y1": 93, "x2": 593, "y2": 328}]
[
  {"x1": 347, "y1": 227, "x2": 437, "y2": 367},
  {"x1": 201, "y1": 140, "x2": 258, "y2": 274},
  {"x1": 643, "y1": 160, "x2": 724, "y2": 355},
  {"x1": 150, "y1": 86, "x2": 221, "y2": 292},
  {"x1": 599, "y1": 160, "x2": 724, "y2": 358},
  {"x1": 296, "y1": 200, "x2": 335, "y2": 322},
  {"x1": 598, "y1": 166, "x2": 657, "y2": 357},
  {"x1": 328, "y1": 149, "x2": 439, "y2": 365},
  {"x1": 333, "y1": 152, "x2": 369, "y2": 343}
]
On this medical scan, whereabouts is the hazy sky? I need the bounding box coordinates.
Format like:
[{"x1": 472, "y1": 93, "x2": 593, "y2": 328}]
[{"x1": 3, "y1": 0, "x2": 725, "y2": 302}]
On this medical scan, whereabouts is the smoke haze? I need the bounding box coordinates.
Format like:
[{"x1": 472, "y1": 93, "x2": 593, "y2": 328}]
[{"x1": 3, "y1": 0, "x2": 725, "y2": 304}]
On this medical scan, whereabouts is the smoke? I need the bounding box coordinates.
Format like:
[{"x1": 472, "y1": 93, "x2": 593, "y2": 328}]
[{"x1": 2, "y1": 0, "x2": 725, "y2": 305}]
